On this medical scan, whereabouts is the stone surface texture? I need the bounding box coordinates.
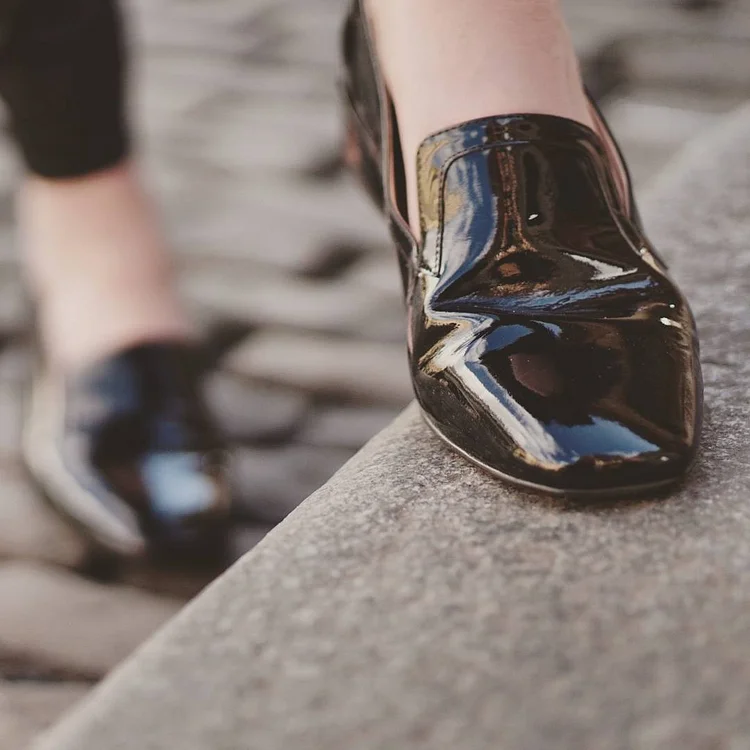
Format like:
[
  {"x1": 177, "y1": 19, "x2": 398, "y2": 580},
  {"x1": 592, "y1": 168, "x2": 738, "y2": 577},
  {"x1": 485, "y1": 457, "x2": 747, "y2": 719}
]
[
  {"x1": 34, "y1": 101, "x2": 750, "y2": 750},
  {"x1": 0, "y1": 0, "x2": 745, "y2": 745}
]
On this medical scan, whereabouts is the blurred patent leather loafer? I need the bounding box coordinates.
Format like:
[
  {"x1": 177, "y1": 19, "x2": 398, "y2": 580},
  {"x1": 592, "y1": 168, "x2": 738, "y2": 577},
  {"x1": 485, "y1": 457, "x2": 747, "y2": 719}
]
[
  {"x1": 23, "y1": 342, "x2": 230, "y2": 556},
  {"x1": 342, "y1": 0, "x2": 703, "y2": 496}
]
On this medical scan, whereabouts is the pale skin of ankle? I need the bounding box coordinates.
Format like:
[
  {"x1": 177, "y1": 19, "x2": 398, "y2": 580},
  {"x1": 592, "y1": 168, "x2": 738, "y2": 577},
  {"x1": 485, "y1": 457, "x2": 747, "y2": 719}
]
[
  {"x1": 366, "y1": 0, "x2": 594, "y2": 234},
  {"x1": 19, "y1": 161, "x2": 192, "y2": 372}
]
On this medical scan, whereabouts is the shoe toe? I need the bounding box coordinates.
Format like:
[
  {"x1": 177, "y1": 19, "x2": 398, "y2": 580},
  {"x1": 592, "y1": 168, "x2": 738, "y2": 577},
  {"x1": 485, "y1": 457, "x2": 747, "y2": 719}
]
[{"x1": 416, "y1": 313, "x2": 701, "y2": 495}]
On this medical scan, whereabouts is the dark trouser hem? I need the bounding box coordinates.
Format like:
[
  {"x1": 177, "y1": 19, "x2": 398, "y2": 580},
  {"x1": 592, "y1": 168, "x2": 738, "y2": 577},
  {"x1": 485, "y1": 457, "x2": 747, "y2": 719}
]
[
  {"x1": 22, "y1": 128, "x2": 130, "y2": 180},
  {"x1": 0, "y1": 0, "x2": 130, "y2": 178}
]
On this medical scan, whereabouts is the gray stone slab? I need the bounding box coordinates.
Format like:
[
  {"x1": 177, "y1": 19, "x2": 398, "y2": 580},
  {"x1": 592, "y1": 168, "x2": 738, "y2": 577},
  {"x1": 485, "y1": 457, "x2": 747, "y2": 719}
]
[
  {"x1": 196, "y1": 99, "x2": 340, "y2": 176},
  {"x1": 0, "y1": 273, "x2": 26, "y2": 336},
  {"x1": 563, "y1": 0, "x2": 750, "y2": 39},
  {"x1": 624, "y1": 32, "x2": 750, "y2": 93},
  {"x1": 234, "y1": 179, "x2": 390, "y2": 255},
  {"x1": 230, "y1": 525, "x2": 274, "y2": 562},
  {"x1": 176, "y1": 178, "x2": 388, "y2": 269},
  {"x1": 117, "y1": 562, "x2": 222, "y2": 603},
  {"x1": 34, "y1": 104, "x2": 750, "y2": 750},
  {"x1": 182, "y1": 268, "x2": 400, "y2": 340},
  {"x1": 175, "y1": 184, "x2": 381, "y2": 273},
  {"x1": 226, "y1": 65, "x2": 336, "y2": 103},
  {"x1": 0, "y1": 385, "x2": 22, "y2": 461},
  {"x1": 0, "y1": 345, "x2": 32, "y2": 386},
  {"x1": 0, "y1": 683, "x2": 89, "y2": 750},
  {"x1": 603, "y1": 94, "x2": 728, "y2": 187},
  {"x1": 0, "y1": 227, "x2": 18, "y2": 267},
  {"x1": 298, "y1": 405, "x2": 399, "y2": 451},
  {"x1": 225, "y1": 331, "x2": 413, "y2": 406},
  {"x1": 230, "y1": 444, "x2": 355, "y2": 524},
  {"x1": 128, "y1": 0, "x2": 277, "y2": 56},
  {"x1": 203, "y1": 372, "x2": 308, "y2": 444},
  {"x1": 266, "y1": 2, "x2": 349, "y2": 70},
  {"x1": 0, "y1": 471, "x2": 87, "y2": 569},
  {"x1": 0, "y1": 563, "x2": 181, "y2": 680},
  {"x1": 346, "y1": 253, "x2": 404, "y2": 297}
]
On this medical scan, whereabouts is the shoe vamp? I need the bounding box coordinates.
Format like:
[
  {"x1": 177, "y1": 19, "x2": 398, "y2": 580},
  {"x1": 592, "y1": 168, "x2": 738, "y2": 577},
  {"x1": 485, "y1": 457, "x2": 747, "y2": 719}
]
[
  {"x1": 431, "y1": 241, "x2": 673, "y2": 318},
  {"x1": 414, "y1": 303, "x2": 698, "y2": 464},
  {"x1": 426, "y1": 139, "x2": 674, "y2": 317}
]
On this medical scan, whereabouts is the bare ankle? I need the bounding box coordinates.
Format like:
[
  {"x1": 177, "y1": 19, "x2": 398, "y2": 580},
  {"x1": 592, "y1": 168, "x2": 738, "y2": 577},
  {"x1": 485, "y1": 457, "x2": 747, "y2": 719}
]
[
  {"x1": 367, "y1": 0, "x2": 592, "y2": 233},
  {"x1": 18, "y1": 160, "x2": 192, "y2": 370}
]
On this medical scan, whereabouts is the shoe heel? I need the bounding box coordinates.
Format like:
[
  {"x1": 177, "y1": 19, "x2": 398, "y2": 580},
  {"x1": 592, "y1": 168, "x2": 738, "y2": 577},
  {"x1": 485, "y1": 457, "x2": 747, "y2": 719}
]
[{"x1": 343, "y1": 98, "x2": 385, "y2": 213}]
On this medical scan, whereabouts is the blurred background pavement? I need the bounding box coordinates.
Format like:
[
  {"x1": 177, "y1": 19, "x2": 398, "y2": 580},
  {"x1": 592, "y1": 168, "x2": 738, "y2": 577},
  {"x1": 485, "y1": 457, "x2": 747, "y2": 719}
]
[{"x1": 2, "y1": 0, "x2": 750, "y2": 746}]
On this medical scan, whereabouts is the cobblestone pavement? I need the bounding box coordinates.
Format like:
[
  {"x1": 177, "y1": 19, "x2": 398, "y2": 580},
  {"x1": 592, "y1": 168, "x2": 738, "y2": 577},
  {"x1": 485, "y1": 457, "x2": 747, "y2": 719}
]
[{"x1": 1, "y1": 0, "x2": 749, "y2": 745}]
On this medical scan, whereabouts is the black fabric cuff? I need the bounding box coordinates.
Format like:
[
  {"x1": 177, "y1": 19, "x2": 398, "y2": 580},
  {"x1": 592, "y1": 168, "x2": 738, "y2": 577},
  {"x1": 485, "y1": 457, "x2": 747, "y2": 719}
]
[{"x1": 0, "y1": 0, "x2": 130, "y2": 178}]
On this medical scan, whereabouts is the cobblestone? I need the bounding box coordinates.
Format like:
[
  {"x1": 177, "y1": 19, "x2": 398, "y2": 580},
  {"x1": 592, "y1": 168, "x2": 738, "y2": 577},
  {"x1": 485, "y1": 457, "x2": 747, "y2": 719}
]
[
  {"x1": 625, "y1": 32, "x2": 750, "y2": 92},
  {"x1": 185, "y1": 268, "x2": 404, "y2": 341},
  {"x1": 175, "y1": 188, "x2": 360, "y2": 271},
  {"x1": 0, "y1": 345, "x2": 30, "y2": 386},
  {"x1": 0, "y1": 564, "x2": 181, "y2": 679},
  {"x1": 604, "y1": 94, "x2": 728, "y2": 186},
  {"x1": 230, "y1": 445, "x2": 356, "y2": 525},
  {"x1": 204, "y1": 372, "x2": 309, "y2": 444},
  {"x1": 230, "y1": 525, "x2": 275, "y2": 561},
  {"x1": 175, "y1": 178, "x2": 388, "y2": 271},
  {"x1": 198, "y1": 100, "x2": 342, "y2": 176},
  {"x1": 0, "y1": 384, "x2": 22, "y2": 461},
  {"x1": 0, "y1": 682, "x2": 89, "y2": 750},
  {"x1": 0, "y1": 472, "x2": 87, "y2": 569},
  {"x1": 299, "y1": 405, "x2": 398, "y2": 451},
  {"x1": 118, "y1": 560, "x2": 226, "y2": 601},
  {"x1": 226, "y1": 331, "x2": 412, "y2": 405},
  {"x1": 0, "y1": 273, "x2": 26, "y2": 337},
  {"x1": 345, "y1": 253, "x2": 404, "y2": 297},
  {"x1": 235, "y1": 179, "x2": 389, "y2": 254}
]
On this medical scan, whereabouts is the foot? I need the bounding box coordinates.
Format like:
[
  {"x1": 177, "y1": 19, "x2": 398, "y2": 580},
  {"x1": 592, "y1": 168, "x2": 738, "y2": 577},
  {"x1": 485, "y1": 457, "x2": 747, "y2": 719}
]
[
  {"x1": 343, "y1": 0, "x2": 703, "y2": 495},
  {"x1": 19, "y1": 162, "x2": 230, "y2": 556}
]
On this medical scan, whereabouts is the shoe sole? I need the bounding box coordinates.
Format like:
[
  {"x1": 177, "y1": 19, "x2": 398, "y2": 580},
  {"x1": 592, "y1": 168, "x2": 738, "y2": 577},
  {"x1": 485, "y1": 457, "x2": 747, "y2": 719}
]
[{"x1": 420, "y1": 409, "x2": 681, "y2": 501}]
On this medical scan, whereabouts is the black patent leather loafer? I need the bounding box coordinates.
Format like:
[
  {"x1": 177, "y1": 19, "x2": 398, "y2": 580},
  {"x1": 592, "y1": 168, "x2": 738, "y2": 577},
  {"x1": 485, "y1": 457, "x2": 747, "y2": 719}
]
[
  {"x1": 23, "y1": 342, "x2": 230, "y2": 556},
  {"x1": 342, "y1": 0, "x2": 702, "y2": 496}
]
